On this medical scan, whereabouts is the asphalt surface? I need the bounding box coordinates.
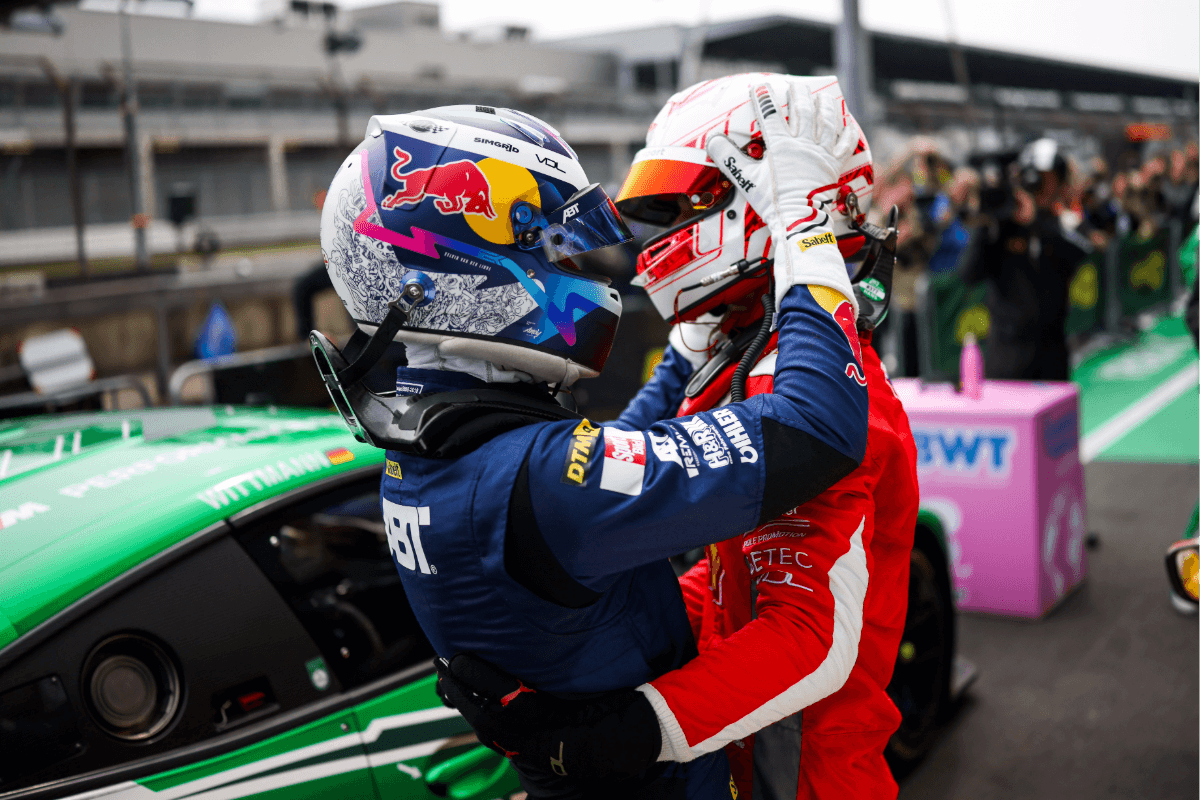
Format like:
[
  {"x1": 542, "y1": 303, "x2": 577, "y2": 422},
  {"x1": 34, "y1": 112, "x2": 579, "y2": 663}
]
[{"x1": 901, "y1": 461, "x2": 1199, "y2": 800}]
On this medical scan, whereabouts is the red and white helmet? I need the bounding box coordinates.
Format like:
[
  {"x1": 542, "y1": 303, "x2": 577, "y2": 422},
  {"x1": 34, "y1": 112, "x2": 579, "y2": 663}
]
[{"x1": 617, "y1": 73, "x2": 874, "y2": 324}]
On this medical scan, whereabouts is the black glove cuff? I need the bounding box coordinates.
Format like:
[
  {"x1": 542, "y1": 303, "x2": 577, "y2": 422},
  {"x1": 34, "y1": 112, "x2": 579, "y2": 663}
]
[{"x1": 605, "y1": 690, "x2": 663, "y2": 775}]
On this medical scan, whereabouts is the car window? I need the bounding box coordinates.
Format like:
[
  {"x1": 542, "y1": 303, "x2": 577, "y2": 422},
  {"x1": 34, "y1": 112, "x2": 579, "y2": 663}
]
[
  {"x1": 237, "y1": 481, "x2": 434, "y2": 689},
  {"x1": 0, "y1": 534, "x2": 335, "y2": 793}
]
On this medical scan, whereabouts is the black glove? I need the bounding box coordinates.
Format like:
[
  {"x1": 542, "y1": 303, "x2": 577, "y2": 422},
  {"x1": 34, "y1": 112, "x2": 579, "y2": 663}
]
[{"x1": 435, "y1": 653, "x2": 662, "y2": 780}]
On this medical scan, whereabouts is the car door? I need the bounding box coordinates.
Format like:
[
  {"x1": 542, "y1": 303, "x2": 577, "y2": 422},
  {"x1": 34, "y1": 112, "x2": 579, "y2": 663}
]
[{"x1": 230, "y1": 473, "x2": 521, "y2": 800}]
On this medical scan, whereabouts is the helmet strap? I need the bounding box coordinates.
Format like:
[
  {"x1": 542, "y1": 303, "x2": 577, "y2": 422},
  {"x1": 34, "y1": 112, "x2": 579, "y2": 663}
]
[{"x1": 848, "y1": 205, "x2": 899, "y2": 333}]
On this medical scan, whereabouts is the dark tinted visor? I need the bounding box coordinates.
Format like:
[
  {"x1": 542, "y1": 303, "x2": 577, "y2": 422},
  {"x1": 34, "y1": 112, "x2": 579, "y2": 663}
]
[{"x1": 541, "y1": 183, "x2": 634, "y2": 263}]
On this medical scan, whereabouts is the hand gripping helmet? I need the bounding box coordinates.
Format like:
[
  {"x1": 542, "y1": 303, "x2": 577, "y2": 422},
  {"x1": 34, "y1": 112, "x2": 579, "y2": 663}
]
[
  {"x1": 319, "y1": 105, "x2": 629, "y2": 387},
  {"x1": 616, "y1": 74, "x2": 874, "y2": 324}
]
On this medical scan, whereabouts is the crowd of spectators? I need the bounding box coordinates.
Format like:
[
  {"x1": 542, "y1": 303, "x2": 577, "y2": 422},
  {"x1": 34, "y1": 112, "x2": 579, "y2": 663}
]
[{"x1": 868, "y1": 135, "x2": 1200, "y2": 379}]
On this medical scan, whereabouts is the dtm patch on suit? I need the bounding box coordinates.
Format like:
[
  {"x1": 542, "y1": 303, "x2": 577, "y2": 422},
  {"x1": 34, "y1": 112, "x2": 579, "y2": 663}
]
[
  {"x1": 600, "y1": 428, "x2": 646, "y2": 496},
  {"x1": 561, "y1": 419, "x2": 601, "y2": 486}
]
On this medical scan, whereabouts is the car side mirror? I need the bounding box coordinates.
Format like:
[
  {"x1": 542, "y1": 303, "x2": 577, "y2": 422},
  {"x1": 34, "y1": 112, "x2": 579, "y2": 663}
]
[{"x1": 1165, "y1": 537, "x2": 1198, "y2": 614}]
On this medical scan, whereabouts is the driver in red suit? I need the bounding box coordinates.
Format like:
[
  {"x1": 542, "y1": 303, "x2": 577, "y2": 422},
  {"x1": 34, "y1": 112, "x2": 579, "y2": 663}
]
[
  {"x1": 648, "y1": 326, "x2": 918, "y2": 799},
  {"x1": 437, "y1": 74, "x2": 920, "y2": 800}
]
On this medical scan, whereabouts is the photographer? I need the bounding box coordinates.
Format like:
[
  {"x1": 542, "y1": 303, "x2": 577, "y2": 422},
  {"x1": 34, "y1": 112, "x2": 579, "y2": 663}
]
[{"x1": 960, "y1": 138, "x2": 1092, "y2": 380}]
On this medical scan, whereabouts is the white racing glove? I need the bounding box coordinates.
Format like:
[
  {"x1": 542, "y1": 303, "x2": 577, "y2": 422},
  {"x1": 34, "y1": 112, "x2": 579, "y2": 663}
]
[{"x1": 705, "y1": 84, "x2": 859, "y2": 317}]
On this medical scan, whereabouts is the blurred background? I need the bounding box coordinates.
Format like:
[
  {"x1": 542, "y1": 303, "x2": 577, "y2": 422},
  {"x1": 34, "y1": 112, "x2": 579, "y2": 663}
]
[
  {"x1": 0, "y1": 1, "x2": 1196, "y2": 797},
  {"x1": 0, "y1": 0, "x2": 1196, "y2": 416}
]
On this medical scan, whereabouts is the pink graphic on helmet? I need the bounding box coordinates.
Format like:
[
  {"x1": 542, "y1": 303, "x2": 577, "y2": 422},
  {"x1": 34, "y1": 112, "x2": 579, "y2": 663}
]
[{"x1": 381, "y1": 146, "x2": 498, "y2": 219}]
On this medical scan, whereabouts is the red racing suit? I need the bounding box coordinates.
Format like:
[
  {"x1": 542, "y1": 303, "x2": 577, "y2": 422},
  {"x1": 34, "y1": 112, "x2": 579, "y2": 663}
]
[{"x1": 645, "y1": 333, "x2": 919, "y2": 800}]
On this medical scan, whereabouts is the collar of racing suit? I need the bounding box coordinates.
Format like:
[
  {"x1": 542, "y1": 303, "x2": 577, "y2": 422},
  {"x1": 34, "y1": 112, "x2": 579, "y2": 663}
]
[
  {"x1": 404, "y1": 342, "x2": 536, "y2": 385},
  {"x1": 677, "y1": 331, "x2": 779, "y2": 416}
]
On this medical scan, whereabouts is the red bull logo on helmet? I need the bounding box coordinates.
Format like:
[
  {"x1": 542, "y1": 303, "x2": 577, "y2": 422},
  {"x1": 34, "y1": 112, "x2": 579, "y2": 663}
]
[
  {"x1": 809, "y1": 285, "x2": 866, "y2": 386},
  {"x1": 381, "y1": 146, "x2": 498, "y2": 219}
]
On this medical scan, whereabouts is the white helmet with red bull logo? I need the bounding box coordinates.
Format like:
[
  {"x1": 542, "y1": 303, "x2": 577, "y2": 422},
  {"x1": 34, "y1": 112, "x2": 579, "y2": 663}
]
[
  {"x1": 616, "y1": 74, "x2": 874, "y2": 325},
  {"x1": 320, "y1": 105, "x2": 631, "y2": 386}
]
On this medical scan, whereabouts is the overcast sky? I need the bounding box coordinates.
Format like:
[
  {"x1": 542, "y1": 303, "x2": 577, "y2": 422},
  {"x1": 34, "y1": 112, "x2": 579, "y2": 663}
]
[{"x1": 170, "y1": 0, "x2": 1198, "y2": 80}]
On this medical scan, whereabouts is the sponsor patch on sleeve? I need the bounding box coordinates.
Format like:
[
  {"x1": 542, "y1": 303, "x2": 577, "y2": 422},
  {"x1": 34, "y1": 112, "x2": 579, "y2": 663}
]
[
  {"x1": 599, "y1": 428, "x2": 647, "y2": 496},
  {"x1": 650, "y1": 430, "x2": 699, "y2": 478},
  {"x1": 561, "y1": 419, "x2": 601, "y2": 487},
  {"x1": 712, "y1": 408, "x2": 759, "y2": 464},
  {"x1": 386, "y1": 459, "x2": 403, "y2": 480},
  {"x1": 797, "y1": 231, "x2": 836, "y2": 251}
]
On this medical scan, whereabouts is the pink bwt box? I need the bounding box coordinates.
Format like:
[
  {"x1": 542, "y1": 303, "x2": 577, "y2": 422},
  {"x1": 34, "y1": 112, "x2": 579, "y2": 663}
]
[{"x1": 892, "y1": 379, "x2": 1088, "y2": 618}]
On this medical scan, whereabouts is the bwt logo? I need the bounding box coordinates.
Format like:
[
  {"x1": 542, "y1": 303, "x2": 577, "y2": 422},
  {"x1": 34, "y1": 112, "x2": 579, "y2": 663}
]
[{"x1": 913, "y1": 427, "x2": 1016, "y2": 478}]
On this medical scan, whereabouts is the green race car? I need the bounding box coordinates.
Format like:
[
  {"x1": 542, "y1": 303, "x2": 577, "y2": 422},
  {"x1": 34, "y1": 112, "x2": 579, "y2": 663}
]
[
  {"x1": 0, "y1": 407, "x2": 522, "y2": 800},
  {"x1": 0, "y1": 405, "x2": 963, "y2": 798}
]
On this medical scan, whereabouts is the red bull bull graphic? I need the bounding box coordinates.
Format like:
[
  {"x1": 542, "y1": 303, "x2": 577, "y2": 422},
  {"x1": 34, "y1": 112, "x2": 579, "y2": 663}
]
[
  {"x1": 352, "y1": 155, "x2": 613, "y2": 348},
  {"x1": 381, "y1": 146, "x2": 498, "y2": 219},
  {"x1": 808, "y1": 285, "x2": 866, "y2": 386}
]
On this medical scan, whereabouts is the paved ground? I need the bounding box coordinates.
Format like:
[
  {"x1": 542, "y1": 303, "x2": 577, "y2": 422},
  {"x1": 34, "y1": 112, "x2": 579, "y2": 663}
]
[{"x1": 901, "y1": 460, "x2": 1199, "y2": 799}]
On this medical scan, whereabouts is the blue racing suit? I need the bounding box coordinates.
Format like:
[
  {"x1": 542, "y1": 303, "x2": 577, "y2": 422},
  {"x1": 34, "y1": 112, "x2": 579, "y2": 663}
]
[{"x1": 381, "y1": 283, "x2": 869, "y2": 799}]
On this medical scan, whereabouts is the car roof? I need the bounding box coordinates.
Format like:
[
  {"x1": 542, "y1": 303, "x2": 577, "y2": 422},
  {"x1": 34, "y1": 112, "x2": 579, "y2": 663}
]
[{"x1": 0, "y1": 407, "x2": 384, "y2": 650}]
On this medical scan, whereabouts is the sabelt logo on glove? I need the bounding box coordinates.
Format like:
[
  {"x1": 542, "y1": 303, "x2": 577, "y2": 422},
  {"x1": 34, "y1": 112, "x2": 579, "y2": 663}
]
[
  {"x1": 798, "y1": 231, "x2": 836, "y2": 251},
  {"x1": 722, "y1": 156, "x2": 755, "y2": 193}
]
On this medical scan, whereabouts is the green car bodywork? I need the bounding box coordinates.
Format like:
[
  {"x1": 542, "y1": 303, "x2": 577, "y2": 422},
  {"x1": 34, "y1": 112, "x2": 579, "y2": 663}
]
[
  {"x1": 0, "y1": 406, "x2": 960, "y2": 798},
  {"x1": 0, "y1": 407, "x2": 522, "y2": 800}
]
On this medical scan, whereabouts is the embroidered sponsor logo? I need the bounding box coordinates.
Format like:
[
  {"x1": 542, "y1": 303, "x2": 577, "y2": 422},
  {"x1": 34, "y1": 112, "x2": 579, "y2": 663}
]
[
  {"x1": 748, "y1": 546, "x2": 813, "y2": 573},
  {"x1": 809, "y1": 285, "x2": 866, "y2": 386},
  {"x1": 797, "y1": 231, "x2": 836, "y2": 251},
  {"x1": 681, "y1": 417, "x2": 731, "y2": 469},
  {"x1": 325, "y1": 447, "x2": 355, "y2": 465},
  {"x1": 599, "y1": 428, "x2": 646, "y2": 496},
  {"x1": 649, "y1": 431, "x2": 698, "y2": 478},
  {"x1": 0, "y1": 501, "x2": 49, "y2": 530},
  {"x1": 561, "y1": 419, "x2": 601, "y2": 486},
  {"x1": 395, "y1": 381, "x2": 424, "y2": 396},
  {"x1": 711, "y1": 408, "x2": 758, "y2": 464},
  {"x1": 386, "y1": 459, "x2": 403, "y2": 479},
  {"x1": 671, "y1": 428, "x2": 702, "y2": 475},
  {"x1": 747, "y1": 543, "x2": 814, "y2": 593},
  {"x1": 383, "y1": 499, "x2": 435, "y2": 574},
  {"x1": 743, "y1": 525, "x2": 810, "y2": 548},
  {"x1": 723, "y1": 156, "x2": 755, "y2": 193}
]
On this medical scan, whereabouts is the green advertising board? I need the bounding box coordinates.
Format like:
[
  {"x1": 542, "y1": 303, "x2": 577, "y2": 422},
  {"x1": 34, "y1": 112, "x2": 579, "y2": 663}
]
[
  {"x1": 1117, "y1": 230, "x2": 1173, "y2": 317},
  {"x1": 923, "y1": 271, "x2": 990, "y2": 379},
  {"x1": 1065, "y1": 258, "x2": 1104, "y2": 336}
]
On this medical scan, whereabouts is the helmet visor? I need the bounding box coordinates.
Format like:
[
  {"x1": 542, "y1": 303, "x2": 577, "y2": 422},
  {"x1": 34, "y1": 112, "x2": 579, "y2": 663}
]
[
  {"x1": 541, "y1": 183, "x2": 634, "y2": 263},
  {"x1": 616, "y1": 149, "x2": 734, "y2": 226}
]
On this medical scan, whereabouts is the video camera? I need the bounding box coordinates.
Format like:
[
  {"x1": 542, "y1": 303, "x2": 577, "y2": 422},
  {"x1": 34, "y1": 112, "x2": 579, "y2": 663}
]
[{"x1": 969, "y1": 138, "x2": 1069, "y2": 221}]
